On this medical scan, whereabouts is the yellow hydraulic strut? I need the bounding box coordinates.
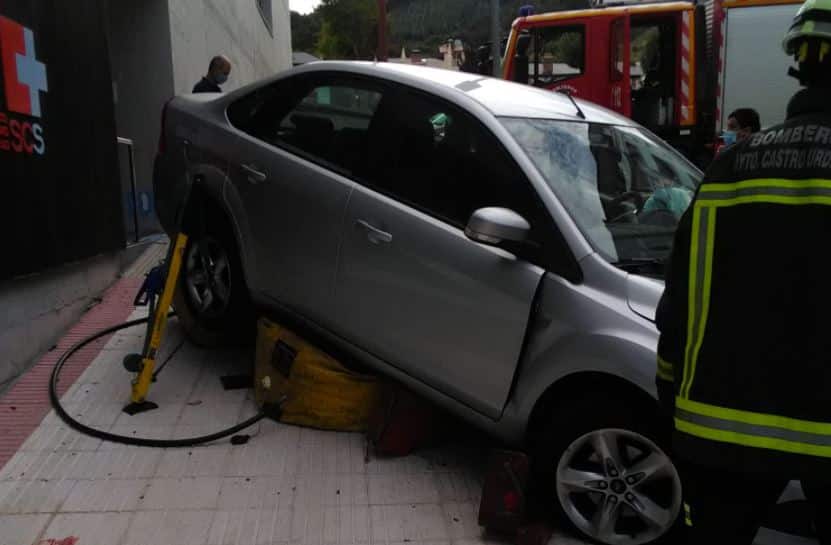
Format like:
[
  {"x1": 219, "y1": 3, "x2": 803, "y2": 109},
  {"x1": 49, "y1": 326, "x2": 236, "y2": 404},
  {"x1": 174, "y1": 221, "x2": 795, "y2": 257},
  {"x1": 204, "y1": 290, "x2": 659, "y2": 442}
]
[
  {"x1": 123, "y1": 145, "x2": 197, "y2": 415},
  {"x1": 128, "y1": 233, "x2": 188, "y2": 409}
]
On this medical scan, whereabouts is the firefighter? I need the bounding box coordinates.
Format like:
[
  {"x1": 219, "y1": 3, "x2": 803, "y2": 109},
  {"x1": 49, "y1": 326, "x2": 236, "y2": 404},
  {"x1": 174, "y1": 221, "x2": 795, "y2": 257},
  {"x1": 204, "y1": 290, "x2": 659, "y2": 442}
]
[{"x1": 656, "y1": 0, "x2": 831, "y2": 542}]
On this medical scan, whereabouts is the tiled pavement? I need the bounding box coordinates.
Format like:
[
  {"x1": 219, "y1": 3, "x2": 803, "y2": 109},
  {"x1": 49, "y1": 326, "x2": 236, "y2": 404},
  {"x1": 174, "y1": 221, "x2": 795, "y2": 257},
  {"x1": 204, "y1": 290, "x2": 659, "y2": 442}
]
[
  {"x1": 0, "y1": 245, "x2": 815, "y2": 545},
  {"x1": 0, "y1": 260, "x2": 589, "y2": 545}
]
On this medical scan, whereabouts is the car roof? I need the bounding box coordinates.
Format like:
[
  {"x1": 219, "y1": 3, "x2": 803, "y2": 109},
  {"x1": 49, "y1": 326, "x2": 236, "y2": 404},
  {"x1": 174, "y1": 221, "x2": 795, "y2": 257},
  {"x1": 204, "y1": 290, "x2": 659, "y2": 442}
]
[{"x1": 291, "y1": 61, "x2": 636, "y2": 126}]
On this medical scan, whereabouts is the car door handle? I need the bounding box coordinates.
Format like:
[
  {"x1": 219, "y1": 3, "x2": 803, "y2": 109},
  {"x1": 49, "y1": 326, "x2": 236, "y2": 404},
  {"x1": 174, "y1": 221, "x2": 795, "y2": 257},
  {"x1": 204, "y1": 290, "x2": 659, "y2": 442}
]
[
  {"x1": 356, "y1": 220, "x2": 392, "y2": 244},
  {"x1": 241, "y1": 163, "x2": 267, "y2": 184}
]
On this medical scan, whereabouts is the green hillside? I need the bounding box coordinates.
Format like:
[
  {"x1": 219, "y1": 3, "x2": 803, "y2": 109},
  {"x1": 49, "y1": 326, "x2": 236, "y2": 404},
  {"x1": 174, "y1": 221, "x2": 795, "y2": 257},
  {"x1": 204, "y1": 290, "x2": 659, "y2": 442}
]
[
  {"x1": 388, "y1": 0, "x2": 588, "y2": 55},
  {"x1": 291, "y1": 0, "x2": 589, "y2": 59}
]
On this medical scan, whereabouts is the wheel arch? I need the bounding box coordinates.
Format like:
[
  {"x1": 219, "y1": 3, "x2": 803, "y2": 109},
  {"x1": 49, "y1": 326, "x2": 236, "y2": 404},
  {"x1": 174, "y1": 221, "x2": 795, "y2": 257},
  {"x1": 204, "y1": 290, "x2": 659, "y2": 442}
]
[
  {"x1": 180, "y1": 165, "x2": 256, "y2": 294},
  {"x1": 525, "y1": 371, "x2": 660, "y2": 448}
]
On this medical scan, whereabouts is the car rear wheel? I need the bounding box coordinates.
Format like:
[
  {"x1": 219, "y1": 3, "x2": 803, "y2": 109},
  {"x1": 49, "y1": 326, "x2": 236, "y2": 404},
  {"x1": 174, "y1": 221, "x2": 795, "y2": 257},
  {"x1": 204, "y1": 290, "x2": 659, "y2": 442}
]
[
  {"x1": 532, "y1": 393, "x2": 682, "y2": 545},
  {"x1": 172, "y1": 216, "x2": 253, "y2": 347}
]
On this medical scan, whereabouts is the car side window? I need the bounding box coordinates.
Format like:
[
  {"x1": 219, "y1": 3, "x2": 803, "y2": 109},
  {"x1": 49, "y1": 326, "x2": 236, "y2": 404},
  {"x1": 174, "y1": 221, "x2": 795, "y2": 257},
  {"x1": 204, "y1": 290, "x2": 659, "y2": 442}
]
[
  {"x1": 363, "y1": 86, "x2": 579, "y2": 279},
  {"x1": 228, "y1": 76, "x2": 384, "y2": 176},
  {"x1": 364, "y1": 88, "x2": 523, "y2": 225}
]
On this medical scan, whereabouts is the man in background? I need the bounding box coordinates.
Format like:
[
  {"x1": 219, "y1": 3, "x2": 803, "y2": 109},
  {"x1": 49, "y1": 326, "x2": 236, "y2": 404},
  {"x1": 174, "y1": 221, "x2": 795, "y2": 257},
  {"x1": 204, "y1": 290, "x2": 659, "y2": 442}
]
[
  {"x1": 723, "y1": 107, "x2": 762, "y2": 147},
  {"x1": 192, "y1": 55, "x2": 232, "y2": 94}
]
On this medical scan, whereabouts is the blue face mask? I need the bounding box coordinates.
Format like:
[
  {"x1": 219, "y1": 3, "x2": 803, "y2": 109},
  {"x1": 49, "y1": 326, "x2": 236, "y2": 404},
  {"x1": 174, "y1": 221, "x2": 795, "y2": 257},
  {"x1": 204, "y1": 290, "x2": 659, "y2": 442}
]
[
  {"x1": 214, "y1": 72, "x2": 228, "y2": 85},
  {"x1": 722, "y1": 130, "x2": 737, "y2": 147}
]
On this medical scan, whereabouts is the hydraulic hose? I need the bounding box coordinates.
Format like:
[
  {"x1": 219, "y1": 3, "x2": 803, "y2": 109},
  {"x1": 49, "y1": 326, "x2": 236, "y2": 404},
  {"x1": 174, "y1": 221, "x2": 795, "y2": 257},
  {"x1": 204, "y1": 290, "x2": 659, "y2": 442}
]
[{"x1": 49, "y1": 315, "x2": 267, "y2": 448}]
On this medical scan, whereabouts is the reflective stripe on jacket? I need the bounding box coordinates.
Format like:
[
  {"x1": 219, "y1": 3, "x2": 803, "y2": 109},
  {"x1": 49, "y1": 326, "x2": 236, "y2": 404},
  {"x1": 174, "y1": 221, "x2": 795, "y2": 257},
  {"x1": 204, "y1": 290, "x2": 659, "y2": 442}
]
[{"x1": 657, "y1": 88, "x2": 831, "y2": 478}]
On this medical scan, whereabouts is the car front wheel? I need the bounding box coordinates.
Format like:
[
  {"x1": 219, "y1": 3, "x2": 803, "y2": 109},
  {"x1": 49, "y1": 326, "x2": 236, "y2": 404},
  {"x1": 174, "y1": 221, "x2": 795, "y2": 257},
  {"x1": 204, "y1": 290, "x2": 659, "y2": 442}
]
[{"x1": 533, "y1": 393, "x2": 682, "y2": 545}]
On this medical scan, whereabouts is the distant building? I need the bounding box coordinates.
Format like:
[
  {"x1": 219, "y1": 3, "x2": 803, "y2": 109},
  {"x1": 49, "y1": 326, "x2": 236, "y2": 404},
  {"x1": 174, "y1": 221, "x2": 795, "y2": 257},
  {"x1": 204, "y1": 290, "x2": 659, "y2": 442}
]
[
  {"x1": 390, "y1": 43, "x2": 462, "y2": 71},
  {"x1": 410, "y1": 49, "x2": 424, "y2": 64},
  {"x1": 439, "y1": 39, "x2": 466, "y2": 70}
]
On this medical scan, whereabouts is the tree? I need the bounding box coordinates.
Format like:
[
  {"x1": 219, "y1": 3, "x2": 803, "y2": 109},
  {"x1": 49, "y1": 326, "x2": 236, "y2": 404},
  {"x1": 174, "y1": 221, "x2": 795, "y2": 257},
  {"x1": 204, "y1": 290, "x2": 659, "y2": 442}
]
[
  {"x1": 291, "y1": 10, "x2": 322, "y2": 53},
  {"x1": 315, "y1": 0, "x2": 379, "y2": 60},
  {"x1": 291, "y1": 0, "x2": 591, "y2": 61},
  {"x1": 543, "y1": 30, "x2": 584, "y2": 69}
]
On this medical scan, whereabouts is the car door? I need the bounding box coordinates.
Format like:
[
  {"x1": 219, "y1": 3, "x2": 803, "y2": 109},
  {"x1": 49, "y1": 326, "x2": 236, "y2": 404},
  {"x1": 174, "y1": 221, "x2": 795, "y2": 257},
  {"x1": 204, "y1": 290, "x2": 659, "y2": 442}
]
[
  {"x1": 333, "y1": 86, "x2": 549, "y2": 419},
  {"x1": 224, "y1": 74, "x2": 385, "y2": 325}
]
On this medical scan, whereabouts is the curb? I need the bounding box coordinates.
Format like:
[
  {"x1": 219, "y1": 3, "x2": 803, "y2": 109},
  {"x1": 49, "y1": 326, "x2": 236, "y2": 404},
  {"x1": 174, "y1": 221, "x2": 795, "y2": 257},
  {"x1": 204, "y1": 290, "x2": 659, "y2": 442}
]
[{"x1": 0, "y1": 277, "x2": 143, "y2": 469}]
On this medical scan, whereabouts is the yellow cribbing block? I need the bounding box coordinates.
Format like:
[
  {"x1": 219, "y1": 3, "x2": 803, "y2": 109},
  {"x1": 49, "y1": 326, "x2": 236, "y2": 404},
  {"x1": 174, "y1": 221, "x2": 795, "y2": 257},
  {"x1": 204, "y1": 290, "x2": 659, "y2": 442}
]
[{"x1": 254, "y1": 318, "x2": 379, "y2": 432}]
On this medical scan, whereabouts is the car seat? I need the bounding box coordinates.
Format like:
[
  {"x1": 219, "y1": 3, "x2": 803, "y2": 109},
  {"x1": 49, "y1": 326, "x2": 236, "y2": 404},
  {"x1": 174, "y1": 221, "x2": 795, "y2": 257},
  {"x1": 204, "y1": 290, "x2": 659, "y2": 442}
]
[{"x1": 290, "y1": 114, "x2": 335, "y2": 161}]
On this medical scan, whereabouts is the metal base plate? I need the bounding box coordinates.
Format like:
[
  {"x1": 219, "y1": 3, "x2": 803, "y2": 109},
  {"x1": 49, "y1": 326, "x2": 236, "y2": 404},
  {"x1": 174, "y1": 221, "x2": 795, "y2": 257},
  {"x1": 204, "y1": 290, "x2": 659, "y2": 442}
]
[{"x1": 122, "y1": 401, "x2": 159, "y2": 415}]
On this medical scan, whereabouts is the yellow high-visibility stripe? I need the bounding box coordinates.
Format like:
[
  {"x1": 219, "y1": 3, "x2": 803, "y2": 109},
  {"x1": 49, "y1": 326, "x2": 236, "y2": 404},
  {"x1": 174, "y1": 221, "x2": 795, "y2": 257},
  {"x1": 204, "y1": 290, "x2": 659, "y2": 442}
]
[
  {"x1": 702, "y1": 195, "x2": 831, "y2": 208},
  {"x1": 657, "y1": 367, "x2": 674, "y2": 382},
  {"x1": 676, "y1": 178, "x2": 831, "y2": 457},
  {"x1": 682, "y1": 205, "x2": 703, "y2": 398},
  {"x1": 680, "y1": 178, "x2": 831, "y2": 398},
  {"x1": 676, "y1": 418, "x2": 831, "y2": 458},
  {"x1": 701, "y1": 178, "x2": 831, "y2": 193},
  {"x1": 678, "y1": 397, "x2": 831, "y2": 435},
  {"x1": 657, "y1": 356, "x2": 674, "y2": 382},
  {"x1": 684, "y1": 209, "x2": 716, "y2": 399}
]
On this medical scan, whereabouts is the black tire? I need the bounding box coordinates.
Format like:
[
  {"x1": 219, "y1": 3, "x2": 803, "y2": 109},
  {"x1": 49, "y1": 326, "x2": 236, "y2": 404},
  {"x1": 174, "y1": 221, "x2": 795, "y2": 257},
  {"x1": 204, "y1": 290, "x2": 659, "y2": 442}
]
[
  {"x1": 530, "y1": 391, "x2": 682, "y2": 545},
  {"x1": 172, "y1": 214, "x2": 254, "y2": 347}
]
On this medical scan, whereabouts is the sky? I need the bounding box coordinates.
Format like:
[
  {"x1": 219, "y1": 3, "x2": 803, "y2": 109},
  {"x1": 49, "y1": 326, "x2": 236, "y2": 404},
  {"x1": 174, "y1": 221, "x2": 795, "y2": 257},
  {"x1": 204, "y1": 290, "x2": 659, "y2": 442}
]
[{"x1": 290, "y1": 0, "x2": 321, "y2": 14}]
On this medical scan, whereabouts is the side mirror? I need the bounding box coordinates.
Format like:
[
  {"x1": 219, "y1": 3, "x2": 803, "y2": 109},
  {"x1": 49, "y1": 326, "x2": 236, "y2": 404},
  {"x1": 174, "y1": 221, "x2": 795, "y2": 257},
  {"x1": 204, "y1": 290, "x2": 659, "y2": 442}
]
[{"x1": 465, "y1": 207, "x2": 530, "y2": 245}]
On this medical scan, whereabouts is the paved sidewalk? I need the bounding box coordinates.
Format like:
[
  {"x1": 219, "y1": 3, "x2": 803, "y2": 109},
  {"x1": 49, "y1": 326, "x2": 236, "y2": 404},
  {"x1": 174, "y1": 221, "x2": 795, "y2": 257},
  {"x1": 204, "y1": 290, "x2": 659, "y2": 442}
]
[
  {"x1": 0, "y1": 263, "x2": 589, "y2": 545},
  {"x1": 0, "y1": 246, "x2": 815, "y2": 545}
]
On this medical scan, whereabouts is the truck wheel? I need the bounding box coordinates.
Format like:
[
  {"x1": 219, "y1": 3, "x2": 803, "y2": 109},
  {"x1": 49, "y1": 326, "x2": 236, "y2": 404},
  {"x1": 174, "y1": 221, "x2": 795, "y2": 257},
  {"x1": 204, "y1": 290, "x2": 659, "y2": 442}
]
[
  {"x1": 172, "y1": 219, "x2": 254, "y2": 347},
  {"x1": 531, "y1": 393, "x2": 682, "y2": 545}
]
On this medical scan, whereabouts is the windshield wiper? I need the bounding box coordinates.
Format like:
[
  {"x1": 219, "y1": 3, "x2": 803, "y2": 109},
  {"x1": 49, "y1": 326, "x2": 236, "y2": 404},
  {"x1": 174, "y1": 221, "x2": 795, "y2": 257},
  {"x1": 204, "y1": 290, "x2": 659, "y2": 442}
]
[{"x1": 612, "y1": 257, "x2": 667, "y2": 274}]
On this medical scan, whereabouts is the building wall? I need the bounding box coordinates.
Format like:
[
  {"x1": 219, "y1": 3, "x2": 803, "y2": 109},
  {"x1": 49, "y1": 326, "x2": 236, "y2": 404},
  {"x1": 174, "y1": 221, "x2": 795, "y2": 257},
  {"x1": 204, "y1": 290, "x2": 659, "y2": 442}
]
[
  {"x1": 0, "y1": 0, "x2": 129, "y2": 387},
  {"x1": 0, "y1": 253, "x2": 122, "y2": 390},
  {"x1": 106, "y1": 0, "x2": 292, "y2": 241},
  {"x1": 0, "y1": 0, "x2": 292, "y2": 390},
  {"x1": 107, "y1": 0, "x2": 175, "y2": 240},
  {"x1": 168, "y1": 0, "x2": 292, "y2": 95},
  {"x1": 0, "y1": 0, "x2": 124, "y2": 281}
]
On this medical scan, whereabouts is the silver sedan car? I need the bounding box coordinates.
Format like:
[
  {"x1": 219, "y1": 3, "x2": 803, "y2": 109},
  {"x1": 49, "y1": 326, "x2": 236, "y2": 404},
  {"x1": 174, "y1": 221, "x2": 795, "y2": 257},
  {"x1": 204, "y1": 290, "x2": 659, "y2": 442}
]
[{"x1": 154, "y1": 62, "x2": 702, "y2": 545}]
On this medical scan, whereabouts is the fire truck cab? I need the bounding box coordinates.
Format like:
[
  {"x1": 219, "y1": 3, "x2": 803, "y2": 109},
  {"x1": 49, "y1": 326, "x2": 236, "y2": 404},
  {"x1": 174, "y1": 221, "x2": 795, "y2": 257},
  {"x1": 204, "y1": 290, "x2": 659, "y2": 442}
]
[
  {"x1": 504, "y1": 1, "x2": 701, "y2": 158},
  {"x1": 502, "y1": 0, "x2": 802, "y2": 164}
]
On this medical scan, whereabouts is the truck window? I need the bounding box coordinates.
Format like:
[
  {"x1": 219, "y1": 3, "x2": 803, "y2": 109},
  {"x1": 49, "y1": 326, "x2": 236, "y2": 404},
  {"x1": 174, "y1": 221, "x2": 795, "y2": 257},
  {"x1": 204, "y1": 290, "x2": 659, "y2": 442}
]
[
  {"x1": 630, "y1": 18, "x2": 677, "y2": 129},
  {"x1": 529, "y1": 25, "x2": 585, "y2": 87}
]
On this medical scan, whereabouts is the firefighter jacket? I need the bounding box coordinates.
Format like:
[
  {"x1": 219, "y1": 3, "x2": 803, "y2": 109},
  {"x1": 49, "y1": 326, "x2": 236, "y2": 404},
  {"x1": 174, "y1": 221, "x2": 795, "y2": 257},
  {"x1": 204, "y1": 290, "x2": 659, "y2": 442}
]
[{"x1": 656, "y1": 87, "x2": 831, "y2": 479}]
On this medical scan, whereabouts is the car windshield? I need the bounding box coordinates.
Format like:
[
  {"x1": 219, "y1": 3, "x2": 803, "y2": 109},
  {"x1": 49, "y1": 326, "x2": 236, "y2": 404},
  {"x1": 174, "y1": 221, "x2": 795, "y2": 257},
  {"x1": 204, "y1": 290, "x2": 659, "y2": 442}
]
[{"x1": 501, "y1": 117, "x2": 701, "y2": 267}]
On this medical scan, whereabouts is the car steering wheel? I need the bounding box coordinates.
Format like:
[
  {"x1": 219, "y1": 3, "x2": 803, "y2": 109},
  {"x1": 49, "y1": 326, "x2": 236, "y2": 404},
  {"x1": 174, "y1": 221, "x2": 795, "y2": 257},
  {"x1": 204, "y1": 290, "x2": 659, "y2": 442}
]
[{"x1": 607, "y1": 191, "x2": 645, "y2": 223}]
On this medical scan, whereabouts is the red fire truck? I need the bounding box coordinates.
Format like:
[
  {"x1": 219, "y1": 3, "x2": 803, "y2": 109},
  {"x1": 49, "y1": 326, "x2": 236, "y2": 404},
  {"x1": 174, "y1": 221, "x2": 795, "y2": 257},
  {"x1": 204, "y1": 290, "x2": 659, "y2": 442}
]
[{"x1": 502, "y1": 0, "x2": 803, "y2": 163}]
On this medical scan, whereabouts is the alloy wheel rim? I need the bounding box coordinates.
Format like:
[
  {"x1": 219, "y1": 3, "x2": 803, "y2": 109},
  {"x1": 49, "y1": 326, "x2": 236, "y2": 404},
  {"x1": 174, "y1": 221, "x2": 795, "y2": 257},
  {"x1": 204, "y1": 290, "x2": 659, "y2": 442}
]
[
  {"x1": 556, "y1": 428, "x2": 681, "y2": 545},
  {"x1": 184, "y1": 236, "x2": 231, "y2": 319}
]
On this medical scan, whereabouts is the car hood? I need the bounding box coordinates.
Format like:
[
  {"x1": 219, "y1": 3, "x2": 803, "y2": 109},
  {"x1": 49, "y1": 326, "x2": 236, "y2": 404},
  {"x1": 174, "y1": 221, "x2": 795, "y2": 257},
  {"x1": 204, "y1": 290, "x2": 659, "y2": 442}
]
[{"x1": 626, "y1": 274, "x2": 664, "y2": 323}]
